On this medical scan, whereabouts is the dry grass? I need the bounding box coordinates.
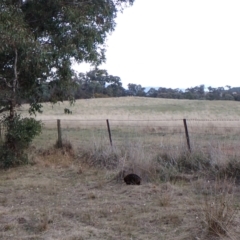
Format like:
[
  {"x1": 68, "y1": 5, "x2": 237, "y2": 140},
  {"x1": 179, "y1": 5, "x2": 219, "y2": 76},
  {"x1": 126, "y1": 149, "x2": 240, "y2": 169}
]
[
  {"x1": 1, "y1": 97, "x2": 240, "y2": 239},
  {"x1": 0, "y1": 164, "x2": 200, "y2": 239},
  {"x1": 18, "y1": 97, "x2": 240, "y2": 120},
  {"x1": 202, "y1": 179, "x2": 239, "y2": 238},
  {"x1": 18, "y1": 97, "x2": 240, "y2": 160},
  {"x1": 0, "y1": 142, "x2": 240, "y2": 239}
]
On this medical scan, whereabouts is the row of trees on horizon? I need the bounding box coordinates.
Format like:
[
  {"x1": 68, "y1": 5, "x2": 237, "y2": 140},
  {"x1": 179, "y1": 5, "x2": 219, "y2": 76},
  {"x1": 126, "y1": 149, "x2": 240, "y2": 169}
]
[{"x1": 63, "y1": 69, "x2": 240, "y2": 101}]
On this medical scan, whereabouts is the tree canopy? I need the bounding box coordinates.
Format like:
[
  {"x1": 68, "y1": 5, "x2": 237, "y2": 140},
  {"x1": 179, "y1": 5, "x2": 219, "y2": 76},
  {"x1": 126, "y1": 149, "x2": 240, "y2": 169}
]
[
  {"x1": 0, "y1": 0, "x2": 135, "y2": 167},
  {"x1": 0, "y1": 0, "x2": 134, "y2": 117},
  {"x1": 73, "y1": 68, "x2": 124, "y2": 98}
]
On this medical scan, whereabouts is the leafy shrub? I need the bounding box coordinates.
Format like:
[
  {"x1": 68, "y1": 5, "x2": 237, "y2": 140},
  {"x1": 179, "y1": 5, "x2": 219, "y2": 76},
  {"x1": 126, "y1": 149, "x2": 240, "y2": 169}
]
[
  {"x1": 0, "y1": 115, "x2": 42, "y2": 168},
  {"x1": 0, "y1": 145, "x2": 28, "y2": 168}
]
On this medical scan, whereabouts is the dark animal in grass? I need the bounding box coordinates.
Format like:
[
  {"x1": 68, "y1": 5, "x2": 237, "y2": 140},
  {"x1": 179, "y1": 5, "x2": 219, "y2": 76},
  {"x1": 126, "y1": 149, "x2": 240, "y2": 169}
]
[{"x1": 124, "y1": 173, "x2": 141, "y2": 185}]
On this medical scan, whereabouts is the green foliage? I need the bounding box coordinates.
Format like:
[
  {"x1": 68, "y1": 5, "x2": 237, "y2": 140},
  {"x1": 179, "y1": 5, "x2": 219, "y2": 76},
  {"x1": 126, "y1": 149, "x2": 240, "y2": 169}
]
[
  {"x1": 0, "y1": 0, "x2": 134, "y2": 168},
  {"x1": 74, "y1": 68, "x2": 124, "y2": 98},
  {"x1": 0, "y1": 0, "x2": 134, "y2": 115},
  {"x1": 128, "y1": 83, "x2": 146, "y2": 96},
  {"x1": 64, "y1": 108, "x2": 72, "y2": 114},
  {"x1": 0, "y1": 145, "x2": 27, "y2": 169},
  {"x1": 0, "y1": 115, "x2": 42, "y2": 168}
]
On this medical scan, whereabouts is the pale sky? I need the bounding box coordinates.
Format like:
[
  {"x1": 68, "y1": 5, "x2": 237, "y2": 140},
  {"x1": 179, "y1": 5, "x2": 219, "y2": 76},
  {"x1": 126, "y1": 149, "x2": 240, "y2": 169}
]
[{"x1": 73, "y1": 0, "x2": 240, "y2": 89}]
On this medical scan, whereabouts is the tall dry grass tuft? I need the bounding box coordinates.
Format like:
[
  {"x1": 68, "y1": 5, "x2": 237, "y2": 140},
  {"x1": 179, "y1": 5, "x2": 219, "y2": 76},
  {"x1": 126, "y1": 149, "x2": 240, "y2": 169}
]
[
  {"x1": 120, "y1": 140, "x2": 160, "y2": 182},
  {"x1": 218, "y1": 157, "x2": 240, "y2": 182},
  {"x1": 30, "y1": 139, "x2": 75, "y2": 167},
  {"x1": 155, "y1": 145, "x2": 240, "y2": 182},
  {"x1": 78, "y1": 137, "x2": 122, "y2": 169},
  {"x1": 77, "y1": 136, "x2": 240, "y2": 185},
  {"x1": 78, "y1": 138, "x2": 160, "y2": 181},
  {"x1": 202, "y1": 178, "x2": 238, "y2": 237}
]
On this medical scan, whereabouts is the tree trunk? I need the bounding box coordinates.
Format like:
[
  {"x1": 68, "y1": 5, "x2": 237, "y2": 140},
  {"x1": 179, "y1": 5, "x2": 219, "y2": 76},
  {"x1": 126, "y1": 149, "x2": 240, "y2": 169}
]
[{"x1": 9, "y1": 48, "x2": 18, "y2": 120}]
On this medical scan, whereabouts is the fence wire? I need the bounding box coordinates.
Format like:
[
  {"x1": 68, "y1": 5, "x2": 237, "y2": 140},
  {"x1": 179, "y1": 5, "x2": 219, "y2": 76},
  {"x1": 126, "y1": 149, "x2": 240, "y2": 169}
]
[{"x1": 28, "y1": 118, "x2": 240, "y2": 157}]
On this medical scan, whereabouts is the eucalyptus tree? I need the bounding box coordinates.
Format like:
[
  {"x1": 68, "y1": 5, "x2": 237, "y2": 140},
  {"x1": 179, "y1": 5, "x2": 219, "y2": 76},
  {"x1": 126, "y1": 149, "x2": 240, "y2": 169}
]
[
  {"x1": 127, "y1": 83, "x2": 145, "y2": 96},
  {"x1": 74, "y1": 69, "x2": 123, "y2": 98},
  {"x1": 0, "y1": 0, "x2": 134, "y2": 167},
  {"x1": 0, "y1": 0, "x2": 134, "y2": 116}
]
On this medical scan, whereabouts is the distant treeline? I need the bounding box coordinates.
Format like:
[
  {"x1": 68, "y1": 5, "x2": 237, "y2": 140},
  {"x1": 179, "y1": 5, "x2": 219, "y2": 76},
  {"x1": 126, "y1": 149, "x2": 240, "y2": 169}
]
[
  {"x1": 40, "y1": 69, "x2": 240, "y2": 102},
  {"x1": 142, "y1": 85, "x2": 240, "y2": 101}
]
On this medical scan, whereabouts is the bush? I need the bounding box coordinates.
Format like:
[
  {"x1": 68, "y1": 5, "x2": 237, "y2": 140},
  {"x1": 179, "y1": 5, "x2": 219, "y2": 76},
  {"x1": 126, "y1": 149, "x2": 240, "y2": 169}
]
[
  {"x1": 0, "y1": 115, "x2": 42, "y2": 168},
  {"x1": 0, "y1": 145, "x2": 28, "y2": 168}
]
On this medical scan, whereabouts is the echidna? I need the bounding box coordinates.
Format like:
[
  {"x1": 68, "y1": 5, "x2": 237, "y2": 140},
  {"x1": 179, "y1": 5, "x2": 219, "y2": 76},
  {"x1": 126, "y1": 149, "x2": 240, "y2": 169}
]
[{"x1": 124, "y1": 173, "x2": 141, "y2": 185}]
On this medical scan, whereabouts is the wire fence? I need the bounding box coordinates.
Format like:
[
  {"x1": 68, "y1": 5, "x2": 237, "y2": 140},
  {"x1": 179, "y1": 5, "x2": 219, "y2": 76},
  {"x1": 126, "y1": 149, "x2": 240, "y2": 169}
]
[
  {"x1": 1, "y1": 118, "x2": 240, "y2": 156},
  {"x1": 27, "y1": 118, "x2": 240, "y2": 157}
]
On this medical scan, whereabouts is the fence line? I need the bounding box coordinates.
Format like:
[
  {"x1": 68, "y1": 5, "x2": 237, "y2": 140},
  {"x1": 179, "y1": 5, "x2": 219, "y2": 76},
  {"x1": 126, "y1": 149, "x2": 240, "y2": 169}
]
[
  {"x1": 30, "y1": 118, "x2": 240, "y2": 157},
  {"x1": 1, "y1": 118, "x2": 240, "y2": 157},
  {"x1": 36, "y1": 118, "x2": 240, "y2": 122}
]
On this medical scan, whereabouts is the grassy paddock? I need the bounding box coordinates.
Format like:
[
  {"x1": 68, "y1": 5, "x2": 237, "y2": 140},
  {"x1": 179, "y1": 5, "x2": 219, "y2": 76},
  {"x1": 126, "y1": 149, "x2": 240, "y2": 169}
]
[
  {"x1": 32, "y1": 118, "x2": 240, "y2": 159},
  {"x1": 19, "y1": 97, "x2": 240, "y2": 156},
  {"x1": 18, "y1": 97, "x2": 240, "y2": 120},
  {"x1": 1, "y1": 97, "x2": 240, "y2": 239}
]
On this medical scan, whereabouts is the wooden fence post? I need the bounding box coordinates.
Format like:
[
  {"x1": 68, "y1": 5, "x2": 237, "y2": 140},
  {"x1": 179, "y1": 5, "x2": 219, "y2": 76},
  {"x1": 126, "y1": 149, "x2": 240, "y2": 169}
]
[
  {"x1": 183, "y1": 119, "x2": 191, "y2": 152},
  {"x1": 57, "y1": 119, "x2": 63, "y2": 148},
  {"x1": 0, "y1": 124, "x2": 2, "y2": 142},
  {"x1": 106, "y1": 119, "x2": 113, "y2": 146}
]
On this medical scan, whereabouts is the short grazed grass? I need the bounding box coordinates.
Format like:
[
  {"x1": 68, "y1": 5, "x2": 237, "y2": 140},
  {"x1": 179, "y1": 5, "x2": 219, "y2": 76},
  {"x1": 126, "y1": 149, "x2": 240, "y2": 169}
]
[{"x1": 18, "y1": 97, "x2": 240, "y2": 120}]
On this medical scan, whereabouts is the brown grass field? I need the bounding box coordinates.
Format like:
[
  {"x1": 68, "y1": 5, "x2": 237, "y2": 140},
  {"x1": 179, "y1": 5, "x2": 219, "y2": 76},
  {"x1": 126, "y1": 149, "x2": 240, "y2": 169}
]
[{"x1": 1, "y1": 97, "x2": 240, "y2": 239}]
